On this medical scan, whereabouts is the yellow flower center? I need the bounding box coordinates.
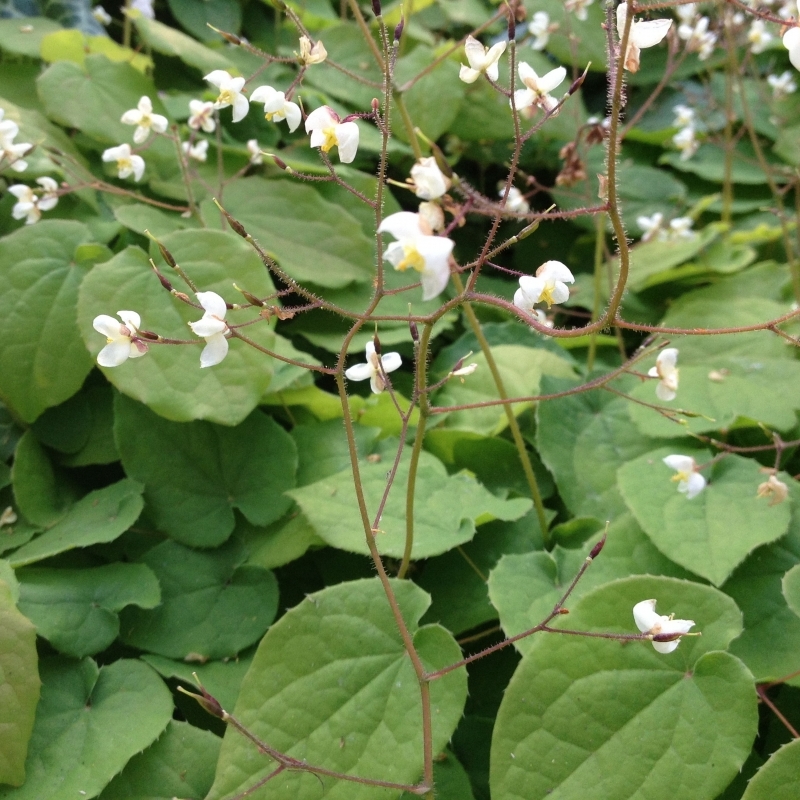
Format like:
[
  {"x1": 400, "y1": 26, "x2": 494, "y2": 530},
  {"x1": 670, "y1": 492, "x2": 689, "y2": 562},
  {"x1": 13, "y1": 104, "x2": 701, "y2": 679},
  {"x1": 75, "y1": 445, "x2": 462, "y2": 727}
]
[
  {"x1": 539, "y1": 283, "x2": 556, "y2": 307},
  {"x1": 671, "y1": 470, "x2": 690, "y2": 483},
  {"x1": 218, "y1": 89, "x2": 236, "y2": 106},
  {"x1": 265, "y1": 110, "x2": 277, "y2": 121},
  {"x1": 397, "y1": 245, "x2": 425, "y2": 273},
  {"x1": 321, "y1": 125, "x2": 338, "y2": 153},
  {"x1": 118, "y1": 156, "x2": 132, "y2": 171}
]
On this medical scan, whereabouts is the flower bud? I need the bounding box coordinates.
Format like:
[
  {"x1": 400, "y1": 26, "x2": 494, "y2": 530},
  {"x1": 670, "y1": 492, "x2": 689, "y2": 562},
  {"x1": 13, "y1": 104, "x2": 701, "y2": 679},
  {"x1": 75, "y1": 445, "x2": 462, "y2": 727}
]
[
  {"x1": 394, "y1": 17, "x2": 404, "y2": 42},
  {"x1": 508, "y1": 12, "x2": 516, "y2": 41},
  {"x1": 157, "y1": 242, "x2": 178, "y2": 270},
  {"x1": 372, "y1": 333, "x2": 382, "y2": 355},
  {"x1": 371, "y1": 0, "x2": 381, "y2": 17},
  {"x1": 271, "y1": 155, "x2": 288, "y2": 171},
  {"x1": 207, "y1": 24, "x2": 241, "y2": 45},
  {"x1": 409, "y1": 319, "x2": 419, "y2": 342},
  {"x1": 589, "y1": 533, "x2": 607, "y2": 559},
  {"x1": 152, "y1": 266, "x2": 173, "y2": 292},
  {"x1": 177, "y1": 684, "x2": 224, "y2": 719}
]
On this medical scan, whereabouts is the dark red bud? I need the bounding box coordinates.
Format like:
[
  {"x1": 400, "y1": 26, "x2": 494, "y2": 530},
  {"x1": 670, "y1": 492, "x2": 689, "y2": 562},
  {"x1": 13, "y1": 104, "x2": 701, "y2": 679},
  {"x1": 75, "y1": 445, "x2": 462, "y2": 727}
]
[
  {"x1": 158, "y1": 242, "x2": 178, "y2": 269},
  {"x1": 394, "y1": 17, "x2": 404, "y2": 41},
  {"x1": 272, "y1": 155, "x2": 288, "y2": 170},
  {"x1": 372, "y1": 333, "x2": 382, "y2": 355},
  {"x1": 568, "y1": 74, "x2": 586, "y2": 96},
  {"x1": 371, "y1": 98, "x2": 380, "y2": 113},
  {"x1": 409, "y1": 320, "x2": 419, "y2": 342},
  {"x1": 508, "y1": 14, "x2": 516, "y2": 41},
  {"x1": 652, "y1": 632, "x2": 682, "y2": 643},
  {"x1": 240, "y1": 289, "x2": 265, "y2": 306},
  {"x1": 589, "y1": 533, "x2": 607, "y2": 560},
  {"x1": 152, "y1": 268, "x2": 173, "y2": 292},
  {"x1": 137, "y1": 329, "x2": 160, "y2": 341},
  {"x1": 371, "y1": 0, "x2": 381, "y2": 17},
  {"x1": 218, "y1": 29, "x2": 241, "y2": 45},
  {"x1": 222, "y1": 211, "x2": 248, "y2": 238},
  {"x1": 177, "y1": 685, "x2": 224, "y2": 719}
]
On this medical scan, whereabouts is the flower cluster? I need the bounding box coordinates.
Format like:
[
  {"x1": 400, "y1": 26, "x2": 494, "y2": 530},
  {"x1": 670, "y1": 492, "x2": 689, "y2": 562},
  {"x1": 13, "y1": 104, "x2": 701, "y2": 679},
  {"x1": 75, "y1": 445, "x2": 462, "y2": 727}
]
[
  {"x1": 672, "y1": 104, "x2": 699, "y2": 161},
  {"x1": 9, "y1": 177, "x2": 59, "y2": 224},
  {"x1": 0, "y1": 108, "x2": 32, "y2": 172},
  {"x1": 677, "y1": 6, "x2": 717, "y2": 61},
  {"x1": 636, "y1": 213, "x2": 694, "y2": 242}
]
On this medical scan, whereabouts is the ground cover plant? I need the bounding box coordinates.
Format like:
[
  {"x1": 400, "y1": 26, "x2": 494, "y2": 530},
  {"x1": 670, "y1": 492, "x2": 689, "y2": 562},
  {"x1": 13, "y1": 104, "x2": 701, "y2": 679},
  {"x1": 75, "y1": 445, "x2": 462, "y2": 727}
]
[{"x1": 1, "y1": 0, "x2": 800, "y2": 797}]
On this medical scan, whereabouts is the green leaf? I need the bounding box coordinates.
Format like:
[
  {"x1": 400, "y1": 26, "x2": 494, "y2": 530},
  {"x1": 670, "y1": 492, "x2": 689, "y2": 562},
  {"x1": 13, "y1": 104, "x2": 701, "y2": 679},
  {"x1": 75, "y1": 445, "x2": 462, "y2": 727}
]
[
  {"x1": 131, "y1": 13, "x2": 234, "y2": 74},
  {"x1": 0, "y1": 579, "x2": 40, "y2": 787},
  {"x1": 401, "y1": 750, "x2": 475, "y2": 800},
  {"x1": 783, "y1": 562, "x2": 800, "y2": 619},
  {"x1": 77, "y1": 231, "x2": 277, "y2": 426},
  {"x1": 740, "y1": 739, "x2": 800, "y2": 800},
  {"x1": 37, "y1": 54, "x2": 170, "y2": 145},
  {"x1": 16, "y1": 563, "x2": 161, "y2": 657},
  {"x1": 536, "y1": 377, "x2": 658, "y2": 519},
  {"x1": 167, "y1": 0, "x2": 241, "y2": 41},
  {"x1": 119, "y1": 539, "x2": 278, "y2": 660},
  {"x1": 0, "y1": 658, "x2": 173, "y2": 800},
  {"x1": 112, "y1": 202, "x2": 200, "y2": 238},
  {"x1": 60, "y1": 385, "x2": 119, "y2": 467},
  {"x1": 661, "y1": 141, "x2": 788, "y2": 185},
  {"x1": 241, "y1": 513, "x2": 326, "y2": 571},
  {"x1": 206, "y1": 177, "x2": 374, "y2": 289},
  {"x1": 98, "y1": 719, "x2": 221, "y2": 800},
  {"x1": 0, "y1": 17, "x2": 62, "y2": 57},
  {"x1": 40, "y1": 29, "x2": 152, "y2": 71},
  {"x1": 8, "y1": 479, "x2": 144, "y2": 567},
  {"x1": 12, "y1": 431, "x2": 77, "y2": 528},
  {"x1": 618, "y1": 450, "x2": 792, "y2": 586},
  {"x1": 488, "y1": 514, "x2": 696, "y2": 654},
  {"x1": 490, "y1": 576, "x2": 755, "y2": 800},
  {"x1": 207, "y1": 578, "x2": 468, "y2": 800},
  {"x1": 115, "y1": 395, "x2": 296, "y2": 547},
  {"x1": 288, "y1": 445, "x2": 531, "y2": 559},
  {"x1": 435, "y1": 345, "x2": 576, "y2": 435},
  {"x1": 0, "y1": 221, "x2": 96, "y2": 423}
]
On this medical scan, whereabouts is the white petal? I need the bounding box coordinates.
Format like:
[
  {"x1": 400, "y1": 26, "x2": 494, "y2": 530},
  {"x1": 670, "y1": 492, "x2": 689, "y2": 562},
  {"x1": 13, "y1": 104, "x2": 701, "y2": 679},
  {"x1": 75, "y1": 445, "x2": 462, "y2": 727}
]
[
  {"x1": 335, "y1": 122, "x2": 359, "y2": 163},
  {"x1": 231, "y1": 94, "x2": 249, "y2": 123},
  {"x1": 204, "y1": 70, "x2": 231, "y2": 89},
  {"x1": 150, "y1": 113, "x2": 169, "y2": 133},
  {"x1": 117, "y1": 310, "x2": 141, "y2": 331},
  {"x1": 463, "y1": 35, "x2": 488, "y2": 70},
  {"x1": 549, "y1": 281, "x2": 571, "y2": 305},
  {"x1": 633, "y1": 599, "x2": 660, "y2": 633},
  {"x1": 512, "y1": 89, "x2": 535, "y2": 110},
  {"x1": 663, "y1": 454, "x2": 695, "y2": 473},
  {"x1": 459, "y1": 65, "x2": 481, "y2": 84},
  {"x1": 655, "y1": 381, "x2": 677, "y2": 402},
  {"x1": 250, "y1": 85, "x2": 277, "y2": 104},
  {"x1": 200, "y1": 333, "x2": 229, "y2": 367},
  {"x1": 632, "y1": 19, "x2": 672, "y2": 49},
  {"x1": 305, "y1": 106, "x2": 336, "y2": 132},
  {"x1": 93, "y1": 314, "x2": 122, "y2": 338},
  {"x1": 345, "y1": 362, "x2": 374, "y2": 382},
  {"x1": 538, "y1": 260, "x2": 574, "y2": 283},
  {"x1": 517, "y1": 61, "x2": 538, "y2": 87},
  {"x1": 133, "y1": 125, "x2": 149, "y2": 145},
  {"x1": 380, "y1": 352, "x2": 402, "y2": 373},
  {"x1": 647, "y1": 366, "x2": 659, "y2": 378},
  {"x1": 784, "y1": 28, "x2": 800, "y2": 70},
  {"x1": 420, "y1": 261, "x2": 450, "y2": 301},
  {"x1": 652, "y1": 639, "x2": 681, "y2": 654},
  {"x1": 378, "y1": 211, "x2": 424, "y2": 241},
  {"x1": 97, "y1": 340, "x2": 132, "y2": 367},
  {"x1": 538, "y1": 66, "x2": 567, "y2": 94},
  {"x1": 684, "y1": 472, "x2": 706, "y2": 499},
  {"x1": 657, "y1": 347, "x2": 678, "y2": 371},
  {"x1": 518, "y1": 275, "x2": 545, "y2": 304},
  {"x1": 131, "y1": 155, "x2": 145, "y2": 182},
  {"x1": 513, "y1": 287, "x2": 533, "y2": 312},
  {"x1": 383, "y1": 241, "x2": 406, "y2": 269},
  {"x1": 120, "y1": 109, "x2": 143, "y2": 126},
  {"x1": 283, "y1": 102, "x2": 302, "y2": 132},
  {"x1": 616, "y1": 3, "x2": 627, "y2": 30},
  {"x1": 190, "y1": 316, "x2": 227, "y2": 337},
  {"x1": 196, "y1": 291, "x2": 227, "y2": 319}
]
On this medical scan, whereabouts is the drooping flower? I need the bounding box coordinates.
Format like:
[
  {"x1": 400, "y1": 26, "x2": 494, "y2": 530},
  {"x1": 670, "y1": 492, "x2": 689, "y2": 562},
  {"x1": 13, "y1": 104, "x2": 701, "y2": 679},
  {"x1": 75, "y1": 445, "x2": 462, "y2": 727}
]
[
  {"x1": 528, "y1": 11, "x2": 551, "y2": 50},
  {"x1": 378, "y1": 211, "x2": 455, "y2": 301},
  {"x1": 757, "y1": 474, "x2": 789, "y2": 506},
  {"x1": 514, "y1": 261, "x2": 574, "y2": 311},
  {"x1": 675, "y1": 3, "x2": 697, "y2": 25},
  {"x1": 9, "y1": 177, "x2": 59, "y2": 224},
  {"x1": 500, "y1": 185, "x2": 530, "y2": 214},
  {"x1": 250, "y1": 86, "x2": 302, "y2": 132},
  {"x1": 188, "y1": 100, "x2": 216, "y2": 133},
  {"x1": 0, "y1": 109, "x2": 32, "y2": 172},
  {"x1": 93, "y1": 311, "x2": 148, "y2": 366},
  {"x1": 748, "y1": 19, "x2": 773, "y2": 53},
  {"x1": 102, "y1": 143, "x2": 145, "y2": 181},
  {"x1": 672, "y1": 104, "x2": 695, "y2": 128},
  {"x1": 678, "y1": 16, "x2": 717, "y2": 60},
  {"x1": 121, "y1": 96, "x2": 168, "y2": 144},
  {"x1": 182, "y1": 139, "x2": 208, "y2": 162},
  {"x1": 617, "y1": 3, "x2": 672, "y2": 73},
  {"x1": 663, "y1": 454, "x2": 706, "y2": 499},
  {"x1": 298, "y1": 35, "x2": 327, "y2": 65},
  {"x1": 204, "y1": 70, "x2": 249, "y2": 123},
  {"x1": 512, "y1": 62, "x2": 566, "y2": 113},
  {"x1": 669, "y1": 216, "x2": 694, "y2": 239},
  {"x1": 305, "y1": 106, "x2": 359, "y2": 164},
  {"x1": 418, "y1": 201, "x2": 445, "y2": 232},
  {"x1": 768, "y1": 70, "x2": 797, "y2": 100},
  {"x1": 648, "y1": 347, "x2": 679, "y2": 401},
  {"x1": 188, "y1": 291, "x2": 229, "y2": 367},
  {"x1": 637, "y1": 211, "x2": 664, "y2": 242},
  {"x1": 459, "y1": 35, "x2": 506, "y2": 84},
  {"x1": 92, "y1": 5, "x2": 112, "y2": 25},
  {"x1": 565, "y1": 0, "x2": 593, "y2": 22},
  {"x1": 673, "y1": 125, "x2": 699, "y2": 160},
  {"x1": 345, "y1": 341, "x2": 402, "y2": 394},
  {"x1": 247, "y1": 139, "x2": 263, "y2": 165},
  {"x1": 633, "y1": 599, "x2": 695, "y2": 654},
  {"x1": 410, "y1": 156, "x2": 450, "y2": 200}
]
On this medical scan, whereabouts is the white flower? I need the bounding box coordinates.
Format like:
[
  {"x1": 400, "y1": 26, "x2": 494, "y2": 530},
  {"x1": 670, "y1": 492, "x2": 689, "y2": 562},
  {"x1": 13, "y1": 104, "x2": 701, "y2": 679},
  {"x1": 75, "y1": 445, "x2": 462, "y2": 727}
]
[
  {"x1": 633, "y1": 599, "x2": 695, "y2": 654},
  {"x1": 204, "y1": 70, "x2": 249, "y2": 123},
  {"x1": 0, "y1": 506, "x2": 17, "y2": 527},
  {"x1": 452, "y1": 361, "x2": 478, "y2": 378},
  {"x1": 250, "y1": 86, "x2": 302, "y2": 132},
  {"x1": 182, "y1": 139, "x2": 208, "y2": 162},
  {"x1": 617, "y1": 3, "x2": 672, "y2": 73},
  {"x1": 410, "y1": 156, "x2": 450, "y2": 200},
  {"x1": 648, "y1": 347, "x2": 679, "y2": 401},
  {"x1": 637, "y1": 211, "x2": 664, "y2": 242},
  {"x1": 768, "y1": 70, "x2": 797, "y2": 99},
  {"x1": 418, "y1": 201, "x2": 444, "y2": 232},
  {"x1": 345, "y1": 341, "x2": 402, "y2": 394},
  {"x1": 529, "y1": 12, "x2": 551, "y2": 50},
  {"x1": 663, "y1": 454, "x2": 706, "y2": 499},
  {"x1": 672, "y1": 104, "x2": 695, "y2": 128},
  {"x1": 565, "y1": 0, "x2": 593, "y2": 22},
  {"x1": 121, "y1": 95, "x2": 168, "y2": 144},
  {"x1": 188, "y1": 100, "x2": 216, "y2": 133},
  {"x1": 9, "y1": 177, "x2": 58, "y2": 224},
  {"x1": 102, "y1": 143, "x2": 145, "y2": 181},
  {"x1": 298, "y1": 36, "x2": 327, "y2": 65},
  {"x1": 513, "y1": 62, "x2": 566, "y2": 113},
  {"x1": 0, "y1": 111, "x2": 31, "y2": 172},
  {"x1": 378, "y1": 211, "x2": 455, "y2": 301},
  {"x1": 673, "y1": 125, "x2": 699, "y2": 160},
  {"x1": 783, "y1": 26, "x2": 800, "y2": 71},
  {"x1": 247, "y1": 139, "x2": 263, "y2": 165},
  {"x1": 678, "y1": 16, "x2": 717, "y2": 60},
  {"x1": 459, "y1": 35, "x2": 507, "y2": 84},
  {"x1": 669, "y1": 216, "x2": 694, "y2": 239},
  {"x1": 675, "y1": 3, "x2": 697, "y2": 25},
  {"x1": 501, "y1": 185, "x2": 530, "y2": 214},
  {"x1": 748, "y1": 20, "x2": 773, "y2": 53},
  {"x1": 514, "y1": 261, "x2": 574, "y2": 310},
  {"x1": 129, "y1": 0, "x2": 154, "y2": 19},
  {"x1": 305, "y1": 106, "x2": 359, "y2": 163},
  {"x1": 188, "y1": 291, "x2": 229, "y2": 367},
  {"x1": 92, "y1": 5, "x2": 112, "y2": 24},
  {"x1": 93, "y1": 311, "x2": 148, "y2": 366}
]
